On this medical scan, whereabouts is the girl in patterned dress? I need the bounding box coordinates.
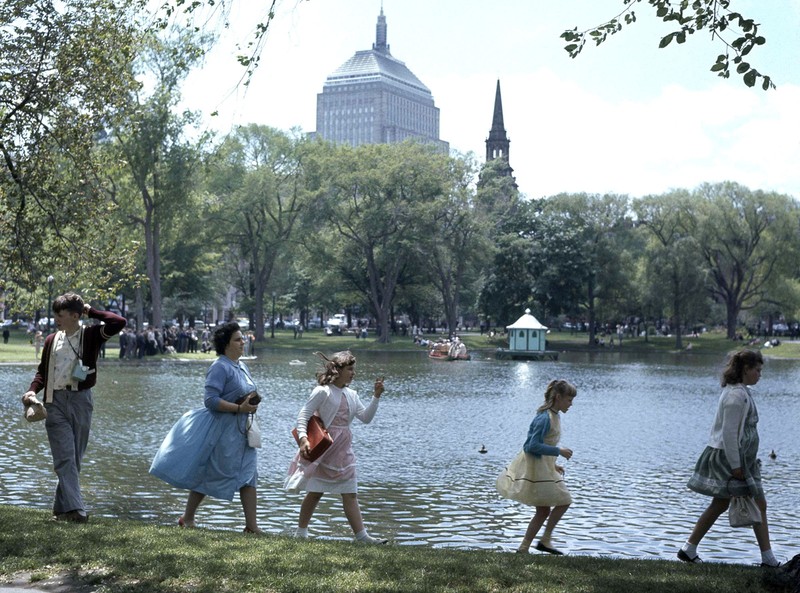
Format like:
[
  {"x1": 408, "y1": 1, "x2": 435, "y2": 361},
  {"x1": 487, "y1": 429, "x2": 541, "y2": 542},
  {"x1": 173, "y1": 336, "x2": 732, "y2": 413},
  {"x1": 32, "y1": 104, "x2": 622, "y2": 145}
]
[
  {"x1": 496, "y1": 380, "x2": 576, "y2": 554},
  {"x1": 285, "y1": 351, "x2": 386, "y2": 543},
  {"x1": 678, "y1": 349, "x2": 781, "y2": 567}
]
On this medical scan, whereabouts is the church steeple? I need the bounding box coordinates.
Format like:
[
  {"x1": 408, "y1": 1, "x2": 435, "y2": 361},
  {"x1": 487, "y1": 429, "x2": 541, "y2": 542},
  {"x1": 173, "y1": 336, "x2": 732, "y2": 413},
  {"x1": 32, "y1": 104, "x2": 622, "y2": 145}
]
[
  {"x1": 486, "y1": 80, "x2": 510, "y2": 163},
  {"x1": 373, "y1": 6, "x2": 390, "y2": 54}
]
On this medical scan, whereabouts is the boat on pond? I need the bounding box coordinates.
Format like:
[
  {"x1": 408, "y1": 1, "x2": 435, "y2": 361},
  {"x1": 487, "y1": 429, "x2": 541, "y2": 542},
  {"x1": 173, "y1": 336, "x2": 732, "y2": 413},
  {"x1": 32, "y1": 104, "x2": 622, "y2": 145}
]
[{"x1": 428, "y1": 338, "x2": 471, "y2": 361}]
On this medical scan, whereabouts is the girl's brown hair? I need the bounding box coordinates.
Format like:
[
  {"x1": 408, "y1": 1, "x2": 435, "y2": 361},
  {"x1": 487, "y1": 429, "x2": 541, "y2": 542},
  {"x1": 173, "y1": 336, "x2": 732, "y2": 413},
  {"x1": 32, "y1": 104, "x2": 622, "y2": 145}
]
[
  {"x1": 315, "y1": 350, "x2": 357, "y2": 386},
  {"x1": 537, "y1": 379, "x2": 577, "y2": 413},
  {"x1": 721, "y1": 349, "x2": 763, "y2": 387}
]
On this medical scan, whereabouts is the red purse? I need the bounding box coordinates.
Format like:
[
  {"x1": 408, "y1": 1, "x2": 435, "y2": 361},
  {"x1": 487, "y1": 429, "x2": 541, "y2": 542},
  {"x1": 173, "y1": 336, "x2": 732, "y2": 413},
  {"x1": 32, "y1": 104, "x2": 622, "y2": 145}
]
[{"x1": 292, "y1": 415, "x2": 333, "y2": 462}]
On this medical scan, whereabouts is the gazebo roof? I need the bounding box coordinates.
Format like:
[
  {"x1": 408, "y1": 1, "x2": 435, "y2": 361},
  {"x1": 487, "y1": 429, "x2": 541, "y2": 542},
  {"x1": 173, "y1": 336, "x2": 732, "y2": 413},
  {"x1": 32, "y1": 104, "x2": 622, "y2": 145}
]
[{"x1": 506, "y1": 309, "x2": 548, "y2": 330}]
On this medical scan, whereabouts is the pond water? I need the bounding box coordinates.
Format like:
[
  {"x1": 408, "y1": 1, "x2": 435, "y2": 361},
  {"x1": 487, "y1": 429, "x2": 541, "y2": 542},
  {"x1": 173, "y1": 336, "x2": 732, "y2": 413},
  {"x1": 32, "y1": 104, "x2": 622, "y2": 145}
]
[{"x1": 1, "y1": 349, "x2": 798, "y2": 565}]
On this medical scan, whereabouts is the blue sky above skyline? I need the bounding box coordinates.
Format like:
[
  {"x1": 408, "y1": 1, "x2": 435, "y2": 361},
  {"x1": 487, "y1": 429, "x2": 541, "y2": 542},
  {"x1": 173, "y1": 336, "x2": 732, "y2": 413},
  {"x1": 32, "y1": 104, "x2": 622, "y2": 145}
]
[{"x1": 181, "y1": 0, "x2": 800, "y2": 199}]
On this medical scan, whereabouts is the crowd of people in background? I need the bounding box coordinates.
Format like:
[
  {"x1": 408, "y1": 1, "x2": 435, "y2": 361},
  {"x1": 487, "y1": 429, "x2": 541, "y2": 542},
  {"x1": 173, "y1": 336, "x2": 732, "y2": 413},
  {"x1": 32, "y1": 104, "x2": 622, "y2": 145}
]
[{"x1": 114, "y1": 326, "x2": 259, "y2": 359}]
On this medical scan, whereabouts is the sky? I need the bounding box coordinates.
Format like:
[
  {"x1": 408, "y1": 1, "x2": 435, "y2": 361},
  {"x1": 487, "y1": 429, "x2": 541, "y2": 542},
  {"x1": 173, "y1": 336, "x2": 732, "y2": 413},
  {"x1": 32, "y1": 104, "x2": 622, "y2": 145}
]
[{"x1": 180, "y1": 0, "x2": 800, "y2": 200}]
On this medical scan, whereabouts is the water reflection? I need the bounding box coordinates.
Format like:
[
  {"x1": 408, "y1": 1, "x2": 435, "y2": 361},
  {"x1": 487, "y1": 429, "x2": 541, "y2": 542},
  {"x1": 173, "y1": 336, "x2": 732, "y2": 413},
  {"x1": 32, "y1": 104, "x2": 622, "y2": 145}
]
[{"x1": 1, "y1": 350, "x2": 797, "y2": 565}]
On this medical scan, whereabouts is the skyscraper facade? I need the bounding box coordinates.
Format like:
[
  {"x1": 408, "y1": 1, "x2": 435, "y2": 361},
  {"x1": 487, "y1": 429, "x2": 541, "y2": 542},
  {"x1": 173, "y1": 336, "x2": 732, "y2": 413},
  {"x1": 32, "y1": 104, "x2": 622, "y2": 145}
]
[{"x1": 315, "y1": 9, "x2": 448, "y2": 152}]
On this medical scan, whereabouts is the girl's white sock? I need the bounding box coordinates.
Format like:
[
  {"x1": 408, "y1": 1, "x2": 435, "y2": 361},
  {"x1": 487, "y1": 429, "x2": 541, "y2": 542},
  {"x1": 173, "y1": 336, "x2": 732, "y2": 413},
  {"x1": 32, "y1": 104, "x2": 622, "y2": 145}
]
[{"x1": 761, "y1": 549, "x2": 779, "y2": 566}]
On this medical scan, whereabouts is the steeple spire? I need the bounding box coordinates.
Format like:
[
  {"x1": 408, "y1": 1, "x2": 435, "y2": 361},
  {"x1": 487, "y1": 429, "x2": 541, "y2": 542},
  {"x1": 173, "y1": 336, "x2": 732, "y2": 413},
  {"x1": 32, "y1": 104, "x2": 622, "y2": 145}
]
[
  {"x1": 485, "y1": 79, "x2": 511, "y2": 166},
  {"x1": 488, "y1": 79, "x2": 506, "y2": 139},
  {"x1": 373, "y1": 6, "x2": 390, "y2": 54}
]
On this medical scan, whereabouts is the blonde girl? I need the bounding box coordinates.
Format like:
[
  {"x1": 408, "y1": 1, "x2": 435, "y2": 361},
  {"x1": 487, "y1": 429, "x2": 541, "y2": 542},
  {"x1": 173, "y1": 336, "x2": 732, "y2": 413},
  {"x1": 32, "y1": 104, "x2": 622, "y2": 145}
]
[
  {"x1": 285, "y1": 351, "x2": 386, "y2": 543},
  {"x1": 497, "y1": 379, "x2": 577, "y2": 554}
]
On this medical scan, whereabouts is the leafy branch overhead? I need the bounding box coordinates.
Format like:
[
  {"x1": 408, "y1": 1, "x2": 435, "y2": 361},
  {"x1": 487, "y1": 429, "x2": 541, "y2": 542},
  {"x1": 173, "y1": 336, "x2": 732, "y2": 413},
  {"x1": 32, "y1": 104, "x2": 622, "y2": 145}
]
[
  {"x1": 153, "y1": 0, "x2": 280, "y2": 85},
  {"x1": 561, "y1": 0, "x2": 774, "y2": 90}
]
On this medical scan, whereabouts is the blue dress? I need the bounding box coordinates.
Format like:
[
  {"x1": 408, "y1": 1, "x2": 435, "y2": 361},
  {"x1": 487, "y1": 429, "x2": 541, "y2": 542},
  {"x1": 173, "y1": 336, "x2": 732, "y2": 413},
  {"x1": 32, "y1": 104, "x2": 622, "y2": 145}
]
[{"x1": 149, "y1": 356, "x2": 259, "y2": 501}]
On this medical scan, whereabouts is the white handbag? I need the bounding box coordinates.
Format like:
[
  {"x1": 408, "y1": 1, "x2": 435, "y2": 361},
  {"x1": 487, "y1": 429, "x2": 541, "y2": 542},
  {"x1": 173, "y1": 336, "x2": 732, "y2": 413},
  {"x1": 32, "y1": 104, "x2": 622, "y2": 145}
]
[
  {"x1": 246, "y1": 416, "x2": 262, "y2": 449},
  {"x1": 729, "y1": 496, "x2": 762, "y2": 528}
]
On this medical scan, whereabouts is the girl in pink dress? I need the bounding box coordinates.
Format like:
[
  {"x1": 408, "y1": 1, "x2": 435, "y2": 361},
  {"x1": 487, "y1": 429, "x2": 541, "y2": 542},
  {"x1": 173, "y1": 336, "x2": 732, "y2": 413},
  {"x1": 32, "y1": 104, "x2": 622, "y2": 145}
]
[{"x1": 285, "y1": 351, "x2": 386, "y2": 543}]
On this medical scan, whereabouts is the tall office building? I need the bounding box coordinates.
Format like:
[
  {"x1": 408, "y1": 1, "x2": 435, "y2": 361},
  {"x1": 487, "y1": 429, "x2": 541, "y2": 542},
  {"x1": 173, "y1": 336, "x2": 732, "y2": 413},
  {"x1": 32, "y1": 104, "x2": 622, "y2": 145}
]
[{"x1": 315, "y1": 9, "x2": 448, "y2": 152}]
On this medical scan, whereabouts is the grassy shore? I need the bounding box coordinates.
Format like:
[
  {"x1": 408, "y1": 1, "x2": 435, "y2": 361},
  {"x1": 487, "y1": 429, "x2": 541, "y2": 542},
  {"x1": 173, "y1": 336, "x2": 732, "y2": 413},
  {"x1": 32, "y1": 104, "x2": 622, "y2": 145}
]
[
  {"x1": 0, "y1": 506, "x2": 789, "y2": 593},
  {"x1": 2, "y1": 325, "x2": 798, "y2": 364}
]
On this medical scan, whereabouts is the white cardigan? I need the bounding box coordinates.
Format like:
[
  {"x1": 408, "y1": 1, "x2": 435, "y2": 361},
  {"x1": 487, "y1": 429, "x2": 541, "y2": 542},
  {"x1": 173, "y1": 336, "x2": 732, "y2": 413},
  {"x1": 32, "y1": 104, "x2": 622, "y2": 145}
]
[
  {"x1": 294, "y1": 384, "x2": 379, "y2": 439},
  {"x1": 706, "y1": 383, "x2": 752, "y2": 469}
]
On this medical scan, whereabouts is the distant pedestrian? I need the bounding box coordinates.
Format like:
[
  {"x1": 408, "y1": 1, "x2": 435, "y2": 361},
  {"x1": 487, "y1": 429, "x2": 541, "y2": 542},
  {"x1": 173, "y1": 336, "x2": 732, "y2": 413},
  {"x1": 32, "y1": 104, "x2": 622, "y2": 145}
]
[
  {"x1": 33, "y1": 331, "x2": 43, "y2": 359},
  {"x1": 677, "y1": 349, "x2": 781, "y2": 567},
  {"x1": 2, "y1": 327, "x2": 9, "y2": 343},
  {"x1": 496, "y1": 379, "x2": 577, "y2": 555}
]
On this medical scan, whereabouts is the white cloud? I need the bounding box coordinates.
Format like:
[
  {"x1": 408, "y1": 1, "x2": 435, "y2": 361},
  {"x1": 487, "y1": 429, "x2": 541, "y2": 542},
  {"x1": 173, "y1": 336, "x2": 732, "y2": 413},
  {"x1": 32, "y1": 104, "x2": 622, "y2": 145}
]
[{"x1": 178, "y1": 0, "x2": 800, "y2": 201}]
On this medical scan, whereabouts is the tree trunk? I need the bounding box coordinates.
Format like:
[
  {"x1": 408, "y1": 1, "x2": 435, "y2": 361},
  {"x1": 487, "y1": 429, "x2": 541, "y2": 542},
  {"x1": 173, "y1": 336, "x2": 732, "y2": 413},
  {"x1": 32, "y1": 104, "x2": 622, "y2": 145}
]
[
  {"x1": 587, "y1": 276, "x2": 597, "y2": 347},
  {"x1": 365, "y1": 251, "x2": 397, "y2": 344},
  {"x1": 726, "y1": 298, "x2": 739, "y2": 339},
  {"x1": 673, "y1": 275, "x2": 683, "y2": 350},
  {"x1": 143, "y1": 189, "x2": 162, "y2": 332}
]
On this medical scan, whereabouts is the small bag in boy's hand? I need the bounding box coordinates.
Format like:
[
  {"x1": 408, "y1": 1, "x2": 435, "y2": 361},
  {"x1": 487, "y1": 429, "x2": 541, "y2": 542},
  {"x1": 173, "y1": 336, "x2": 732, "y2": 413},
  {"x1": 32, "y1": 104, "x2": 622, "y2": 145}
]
[
  {"x1": 24, "y1": 397, "x2": 47, "y2": 422},
  {"x1": 292, "y1": 415, "x2": 333, "y2": 462}
]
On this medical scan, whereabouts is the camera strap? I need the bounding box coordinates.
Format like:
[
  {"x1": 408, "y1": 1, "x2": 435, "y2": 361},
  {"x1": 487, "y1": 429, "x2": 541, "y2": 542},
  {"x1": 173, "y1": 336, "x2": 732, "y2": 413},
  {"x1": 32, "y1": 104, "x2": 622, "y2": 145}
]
[{"x1": 63, "y1": 328, "x2": 82, "y2": 360}]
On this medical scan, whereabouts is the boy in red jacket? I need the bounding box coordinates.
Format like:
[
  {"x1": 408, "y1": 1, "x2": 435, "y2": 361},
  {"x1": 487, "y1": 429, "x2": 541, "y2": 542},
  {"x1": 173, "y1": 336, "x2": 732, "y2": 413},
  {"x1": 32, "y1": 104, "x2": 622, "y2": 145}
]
[{"x1": 22, "y1": 292, "x2": 125, "y2": 522}]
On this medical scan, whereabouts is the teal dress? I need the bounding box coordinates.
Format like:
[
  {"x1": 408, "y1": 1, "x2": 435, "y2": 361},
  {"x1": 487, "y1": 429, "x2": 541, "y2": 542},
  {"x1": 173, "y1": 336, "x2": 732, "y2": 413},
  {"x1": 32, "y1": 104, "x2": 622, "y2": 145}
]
[
  {"x1": 150, "y1": 356, "x2": 259, "y2": 500},
  {"x1": 687, "y1": 389, "x2": 762, "y2": 498}
]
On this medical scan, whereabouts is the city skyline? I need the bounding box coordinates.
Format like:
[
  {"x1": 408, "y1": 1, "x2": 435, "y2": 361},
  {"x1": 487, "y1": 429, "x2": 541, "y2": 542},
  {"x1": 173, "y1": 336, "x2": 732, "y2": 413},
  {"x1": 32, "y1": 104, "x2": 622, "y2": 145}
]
[{"x1": 181, "y1": 0, "x2": 800, "y2": 200}]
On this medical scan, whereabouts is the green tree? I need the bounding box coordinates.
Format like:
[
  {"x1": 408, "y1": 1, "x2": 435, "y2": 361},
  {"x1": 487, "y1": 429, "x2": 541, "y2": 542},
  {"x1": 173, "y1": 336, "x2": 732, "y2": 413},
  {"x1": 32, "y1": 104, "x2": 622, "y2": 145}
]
[
  {"x1": 634, "y1": 190, "x2": 708, "y2": 349},
  {"x1": 1, "y1": 0, "x2": 141, "y2": 293},
  {"x1": 563, "y1": 0, "x2": 774, "y2": 89},
  {"x1": 690, "y1": 182, "x2": 800, "y2": 339},
  {"x1": 534, "y1": 193, "x2": 632, "y2": 346},
  {"x1": 111, "y1": 32, "x2": 207, "y2": 330},
  {"x1": 206, "y1": 125, "x2": 310, "y2": 340},
  {"x1": 426, "y1": 154, "x2": 492, "y2": 336},
  {"x1": 311, "y1": 142, "x2": 450, "y2": 343}
]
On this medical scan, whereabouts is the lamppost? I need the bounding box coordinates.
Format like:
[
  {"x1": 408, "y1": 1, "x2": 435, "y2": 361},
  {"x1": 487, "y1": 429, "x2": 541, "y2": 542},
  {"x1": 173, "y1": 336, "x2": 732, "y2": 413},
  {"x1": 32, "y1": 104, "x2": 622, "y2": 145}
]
[
  {"x1": 271, "y1": 291, "x2": 276, "y2": 339},
  {"x1": 46, "y1": 275, "x2": 54, "y2": 333}
]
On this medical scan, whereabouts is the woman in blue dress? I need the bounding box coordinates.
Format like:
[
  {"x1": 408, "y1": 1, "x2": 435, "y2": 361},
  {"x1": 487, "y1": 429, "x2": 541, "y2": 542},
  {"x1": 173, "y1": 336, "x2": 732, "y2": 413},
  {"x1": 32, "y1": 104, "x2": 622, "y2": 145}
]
[{"x1": 150, "y1": 321, "x2": 263, "y2": 533}]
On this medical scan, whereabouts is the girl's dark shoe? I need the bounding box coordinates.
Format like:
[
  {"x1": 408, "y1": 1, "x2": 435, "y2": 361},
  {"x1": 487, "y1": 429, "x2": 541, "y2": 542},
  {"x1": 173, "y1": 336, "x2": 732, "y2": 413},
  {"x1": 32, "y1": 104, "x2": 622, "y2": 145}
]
[
  {"x1": 535, "y1": 542, "x2": 564, "y2": 555},
  {"x1": 677, "y1": 549, "x2": 702, "y2": 563}
]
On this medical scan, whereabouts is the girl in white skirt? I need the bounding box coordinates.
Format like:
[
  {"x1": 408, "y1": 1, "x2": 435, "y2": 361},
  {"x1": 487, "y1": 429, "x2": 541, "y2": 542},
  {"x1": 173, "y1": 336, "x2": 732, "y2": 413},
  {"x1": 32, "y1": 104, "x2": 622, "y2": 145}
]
[
  {"x1": 497, "y1": 379, "x2": 576, "y2": 554},
  {"x1": 285, "y1": 351, "x2": 386, "y2": 543}
]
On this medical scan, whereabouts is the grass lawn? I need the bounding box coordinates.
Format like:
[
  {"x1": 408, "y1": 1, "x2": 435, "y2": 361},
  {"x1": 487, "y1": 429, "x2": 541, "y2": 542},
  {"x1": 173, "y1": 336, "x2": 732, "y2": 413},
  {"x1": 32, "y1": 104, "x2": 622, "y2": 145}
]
[{"x1": 0, "y1": 505, "x2": 790, "y2": 593}]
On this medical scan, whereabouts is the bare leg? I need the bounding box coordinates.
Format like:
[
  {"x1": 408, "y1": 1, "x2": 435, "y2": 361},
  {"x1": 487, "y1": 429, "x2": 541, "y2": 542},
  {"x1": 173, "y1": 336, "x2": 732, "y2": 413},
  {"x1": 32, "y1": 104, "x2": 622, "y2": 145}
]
[
  {"x1": 342, "y1": 493, "x2": 365, "y2": 534},
  {"x1": 752, "y1": 496, "x2": 772, "y2": 552},
  {"x1": 182, "y1": 490, "x2": 205, "y2": 526},
  {"x1": 520, "y1": 506, "x2": 551, "y2": 550},
  {"x1": 299, "y1": 492, "x2": 323, "y2": 528},
  {"x1": 540, "y1": 503, "x2": 570, "y2": 545},
  {"x1": 687, "y1": 497, "x2": 729, "y2": 545},
  {"x1": 239, "y1": 486, "x2": 261, "y2": 533}
]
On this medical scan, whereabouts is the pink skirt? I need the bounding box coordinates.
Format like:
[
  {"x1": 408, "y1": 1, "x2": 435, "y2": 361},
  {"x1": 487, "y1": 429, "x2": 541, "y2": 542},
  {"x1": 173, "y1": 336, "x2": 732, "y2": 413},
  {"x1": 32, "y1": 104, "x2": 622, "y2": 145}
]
[{"x1": 285, "y1": 422, "x2": 357, "y2": 494}]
